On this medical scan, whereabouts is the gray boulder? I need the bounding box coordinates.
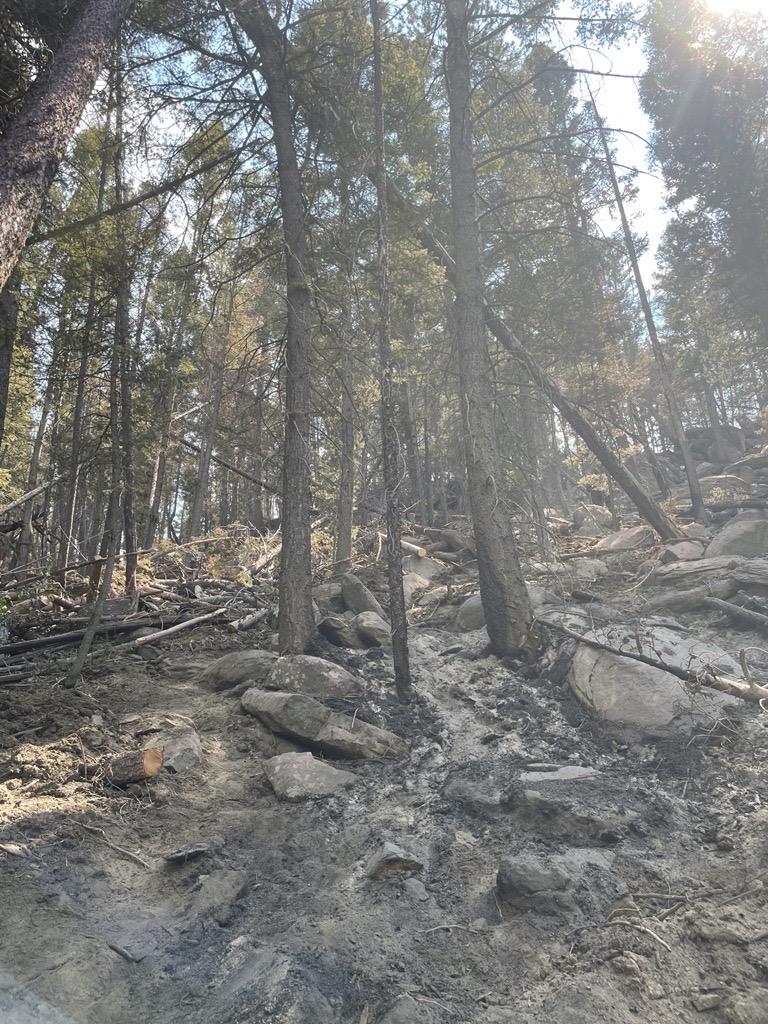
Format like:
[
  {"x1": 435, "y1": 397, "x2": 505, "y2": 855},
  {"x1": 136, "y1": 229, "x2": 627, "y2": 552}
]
[
  {"x1": 569, "y1": 629, "x2": 738, "y2": 736},
  {"x1": 263, "y1": 752, "x2": 356, "y2": 800},
  {"x1": 241, "y1": 689, "x2": 408, "y2": 759},
  {"x1": 264, "y1": 655, "x2": 364, "y2": 698},
  {"x1": 659, "y1": 539, "x2": 705, "y2": 563},
  {"x1": 456, "y1": 594, "x2": 485, "y2": 632},
  {"x1": 595, "y1": 525, "x2": 656, "y2": 551},
  {"x1": 312, "y1": 580, "x2": 344, "y2": 614},
  {"x1": 353, "y1": 611, "x2": 390, "y2": 647},
  {"x1": 705, "y1": 514, "x2": 768, "y2": 559},
  {"x1": 340, "y1": 573, "x2": 387, "y2": 619},
  {"x1": 401, "y1": 554, "x2": 444, "y2": 579},
  {"x1": 402, "y1": 572, "x2": 430, "y2": 607},
  {"x1": 198, "y1": 649, "x2": 278, "y2": 691},
  {"x1": 317, "y1": 615, "x2": 366, "y2": 649},
  {"x1": 572, "y1": 504, "x2": 613, "y2": 536}
]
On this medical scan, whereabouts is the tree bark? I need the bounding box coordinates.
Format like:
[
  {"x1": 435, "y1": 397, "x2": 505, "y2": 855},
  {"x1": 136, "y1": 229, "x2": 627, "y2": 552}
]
[
  {"x1": 370, "y1": 0, "x2": 413, "y2": 700},
  {"x1": 445, "y1": 0, "x2": 533, "y2": 656},
  {"x1": 231, "y1": 1, "x2": 314, "y2": 653},
  {"x1": 0, "y1": 267, "x2": 20, "y2": 450},
  {"x1": 0, "y1": 0, "x2": 131, "y2": 290}
]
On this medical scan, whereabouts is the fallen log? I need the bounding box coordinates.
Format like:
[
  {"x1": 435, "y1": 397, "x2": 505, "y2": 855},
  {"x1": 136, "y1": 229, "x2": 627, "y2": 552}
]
[
  {"x1": 114, "y1": 607, "x2": 228, "y2": 649},
  {"x1": 702, "y1": 598, "x2": 768, "y2": 635},
  {"x1": 228, "y1": 607, "x2": 269, "y2": 632},
  {"x1": 376, "y1": 533, "x2": 426, "y2": 558},
  {"x1": 541, "y1": 618, "x2": 768, "y2": 705},
  {"x1": 0, "y1": 617, "x2": 170, "y2": 656},
  {"x1": 103, "y1": 748, "x2": 163, "y2": 786}
]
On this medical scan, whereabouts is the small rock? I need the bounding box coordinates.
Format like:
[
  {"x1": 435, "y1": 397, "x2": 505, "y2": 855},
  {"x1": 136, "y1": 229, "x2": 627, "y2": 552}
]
[
  {"x1": 456, "y1": 594, "x2": 485, "y2": 631},
  {"x1": 403, "y1": 877, "x2": 430, "y2": 902},
  {"x1": 496, "y1": 855, "x2": 570, "y2": 900},
  {"x1": 263, "y1": 752, "x2": 356, "y2": 800},
  {"x1": 160, "y1": 729, "x2": 203, "y2": 773},
  {"x1": 402, "y1": 572, "x2": 430, "y2": 607},
  {"x1": 692, "y1": 992, "x2": 722, "y2": 1012},
  {"x1": 724, "y1": 991, "x2": 765, "y2": 1024},
  {"x1": 366, "y1": 841, "x2": 423, "y2": 879},
  {"x1": 380, "y1": 994, "x2": 443, "y2": 1023},
  {"x1": 353, "y1": 611, "x2": 390, "y2": 646},
  {"x1": 659, "y1": 540, "x2": 705, "y2": 563},
  {"x1": 519, "y1": 765, "x2": 599, "y2": 783}
]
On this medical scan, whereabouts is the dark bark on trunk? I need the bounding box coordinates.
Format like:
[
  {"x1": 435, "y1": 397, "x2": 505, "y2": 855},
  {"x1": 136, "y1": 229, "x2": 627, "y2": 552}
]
[
  {"x1": 445, "y1": 0, "x2": 532, "y2": 656},
  {"x1": 333, "y1": 175, "x2": 355, "y2": 575},
  {"x1": 370, "y1": 0, "x2": 412, "y2": 699},
  {"x1": 0, "y1": 0, "x2": 130, "y2": 289},
  {"x1": 231, "y1": 1, "x2": 314, "y2": 653},
  {"x1": 0, "y1": 267, "x2": 20, "y2": 450}
]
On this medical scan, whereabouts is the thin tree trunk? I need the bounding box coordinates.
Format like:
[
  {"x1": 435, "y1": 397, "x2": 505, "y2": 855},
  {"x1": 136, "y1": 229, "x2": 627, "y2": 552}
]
[
  {"x1": 445, "y1": 0, "x2": 532, "y2": 656},
  {"x1": 0, "y1": 267, "x2": 20, "y2": 450},
  {"x1": 15, "y1": 355, "x2": 57, "y2": 571},
  {"x1": 370, "y1": 0, "x2": 412, "y2": 699},
  {"x1": 0, "y1": 0, "x2": 131, "y2": 290},
  {"x1": 591, "y1": 94, "x2": 706, "y2": 523},
  {"x1": 232, "y1": 1, "x2": 314, "y2": 653}
]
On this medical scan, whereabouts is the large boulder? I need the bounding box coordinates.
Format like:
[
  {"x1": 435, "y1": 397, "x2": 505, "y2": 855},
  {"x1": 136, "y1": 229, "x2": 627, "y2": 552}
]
[
  {"x1": 263, "y1": 752, "x2": 356, "y2": 800},
  {"x1": 264, "y1": 655, "x2": 364, "y2": 698},
  {"x1": 658, "y1": 539, "x2": 705, "y2": 564},
  {"x1": 594, "y1": 525, "x2": 656, "y2": 552},
  {"x1": 568, "y1": 625, "x2": 739, "y2": 736},
  {"x1": 401, "y1": 554, "x2": 444, "y2": 579},
  {"x1": 456, "y1": 594, "x2": 485, "y2": 632},
  {"x1": 402, "y1": 572, "x2": 430, "y2": 607},
  {"x1": 353, "y1": 611, "x2": 390, "y2": 647},
  {"x1": 312, "y1": 580, "x2": 345, "y2": 614},
  {"x1": 317, "y1": 615, "x2": 366, "y2": 649},
  {"x1": 340, "y1": 573, "x2": 387, "y2": 619},
  {"x1": 241, "y1": 689, "x2": 408, "y2": 759},
  {"x1": 697, "y1": 474, "x2": 752, "y2": 501},
  {"x1": 198, "y1": 649, "x2": 278, "y2": 691},
  {"x1": 572, "y1": 504, "x2": 613, "y2": 537},
  {"x1": 705, "y1": 514, "x2": 768, "y2": 559}
]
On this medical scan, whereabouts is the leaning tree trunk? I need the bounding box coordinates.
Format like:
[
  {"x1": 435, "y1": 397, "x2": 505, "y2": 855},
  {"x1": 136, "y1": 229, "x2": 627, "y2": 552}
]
[
  {"x1": 445, "y1": 0, "x2": 533, "y2": 656},
  {"x1": 231, "y1": 0, "x2": 314, "y2": 653},
  {"x1": 591, "y1": 94, "x2": 706, "y2": 524},
  {"x1": 370, "y1": 0, "x2": 413, "y2": 700},
  {"x1": 0, "y1": 0, "x2": 131, "y2": 290}
]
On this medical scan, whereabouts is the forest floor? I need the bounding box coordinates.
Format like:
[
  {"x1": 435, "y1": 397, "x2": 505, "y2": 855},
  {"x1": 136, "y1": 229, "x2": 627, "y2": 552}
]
[{"x1": 1, "y1": 555, "x2": 768, "y2": 1023}]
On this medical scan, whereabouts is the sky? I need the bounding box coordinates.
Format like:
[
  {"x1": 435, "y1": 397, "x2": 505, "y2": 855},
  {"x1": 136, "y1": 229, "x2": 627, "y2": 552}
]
[{"x1": 557, "y1": 0, "x2": 766, "y2": 287}]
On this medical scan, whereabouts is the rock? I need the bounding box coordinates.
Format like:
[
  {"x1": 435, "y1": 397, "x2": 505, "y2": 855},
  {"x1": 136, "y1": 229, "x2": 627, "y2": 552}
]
[
  {"x1": 724, "y1": 991, "x2": 767, "y2": 1024},
  {"x1": 263, "y1": 752, "x2": 356, "y2": 800},
  {"x1": 403, "y1": 877, "x2": 430, "y2": 902},
  {"x1": 594, "y1": 525, "x2": 656, "y2": 551},
  {"x1": 159, "y1": 729, "x2": 203, "y2": 773},
  {"x1": 456, "y1": 594, "x2": 485, "y2": 631},
  {"x1": 198, "y1": 649, "x2": 278, "y2": 691},
  {"x1": 696, "y1": 474, "x2": 752, "y2": 501},
  {"x1": 568, "y1": 556, "x2": 610, "y2": 580},
  {"x1": 402, "y1": 572, "x2": 430, "y2": 607},
  {"x1": 572, "y1": 504, "x2": 613, "y2": 536},
  {"x1": 684, "y1": 522, "x2": 712, "y2": 541},
  {"x1": 340, "y1": 573, "x2": 387, "y2": 618},
  {"x1": 520, "y1": 766, "x2": 599, "y2": 783},
  {"x1": 569, "y1": 638, "x2": 738, "y2": 736},
  {"x1": 380, "y1": 994, "x2": 443, "y2": 1023},
  {"x1": 705, "y1": 515, "x2": 768, "y2": 558},
  {"x1": 241, "y1": 690, "x2": 408, "y2": 759},
  {"x1": 353, "y1": 611, "x2": 391, "y2": 647},
  {"x1": 264, "y1": 655, "x2": 364, "y2": 698},
  {"x1": 214, "y1": 948, "x2": 336, "y2": 1021},
  {"x1": 692, "y1": 993, "x2": 722, "y2": 1012},
  {"x1": 659, "y1": 540, "x2": 705, "y2": 563},
  {"x1": 696, "y1": 461, "x2": 720, "y2": 477},
  {"x1": 401, "y1": 554, "x2": 444, "y2": 579},
  {"x1": 366, "y1": 841, "x2": 423, "y2": 879},
  {"x1": 312, "y1": 580, "x2": 344, "y2": 614},
  {"x1": 442, "y1": 779, "x2": 503, "y2": 817},
  {"x1": 317, "y1": 615, "x2": 366, "y2": 649},
  {"x1": 496, "y1": 854, "x2": 570, "y2": 907}
]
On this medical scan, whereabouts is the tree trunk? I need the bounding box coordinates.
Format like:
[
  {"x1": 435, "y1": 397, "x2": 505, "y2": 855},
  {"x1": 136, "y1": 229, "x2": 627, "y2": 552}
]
[
  {"x1": 370, "y1": 0, "x2": 413, "y2": 700},
  {"x1": 0, "y1": 0, "x2": 131, "y2": 290},
  {"x1": 445, "y1": 0, "x2": 533, "y2": 656},
  {"x1": 0, "y1": 267, "x2": 20, "y2": 450},
  {"x1": 231, "y1": 1, "x2": 314, "y2": 653},
  {"x1": 591, "y1": 94, "x2": 706, "y2": 523}
]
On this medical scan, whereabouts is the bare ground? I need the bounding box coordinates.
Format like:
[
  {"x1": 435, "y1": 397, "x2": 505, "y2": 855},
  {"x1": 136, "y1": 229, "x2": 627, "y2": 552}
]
[{"x1": 1, "y1": 601, "x2": 768, "y2": 1023}]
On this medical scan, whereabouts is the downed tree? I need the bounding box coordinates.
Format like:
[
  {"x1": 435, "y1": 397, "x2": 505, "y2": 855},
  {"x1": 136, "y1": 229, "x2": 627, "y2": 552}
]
[{"x1": 703, "y1": 597, "x2": 768, "y2": 635}]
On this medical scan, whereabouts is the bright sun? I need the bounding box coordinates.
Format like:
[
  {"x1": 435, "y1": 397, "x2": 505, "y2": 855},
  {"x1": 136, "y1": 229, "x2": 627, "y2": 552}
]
[{"x1": 704, "y1": 0, "x2": 765, "y2": 14}]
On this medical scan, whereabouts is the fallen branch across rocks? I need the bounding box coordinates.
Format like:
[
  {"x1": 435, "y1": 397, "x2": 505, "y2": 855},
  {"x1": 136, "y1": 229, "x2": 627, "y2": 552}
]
[
  {"x1": 702, "y1": 598, "x2": 768, "y2": 636},
  {"x1": 540, "y1": 618, "x2": 768, "y2": 705}
]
